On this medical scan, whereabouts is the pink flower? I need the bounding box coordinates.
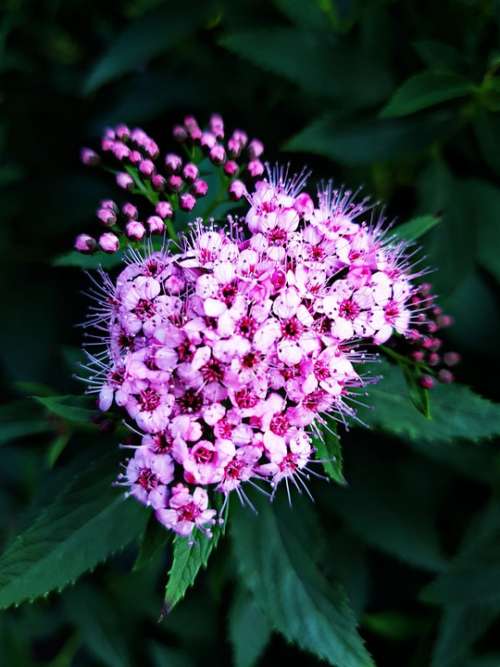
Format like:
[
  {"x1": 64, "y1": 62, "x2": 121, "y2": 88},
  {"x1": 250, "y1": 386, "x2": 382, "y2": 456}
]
[
  {"x1": 156, "y1": 485, "x2": 216, "y2": 536},
  {"x1": 124, "y1": 446, "x2": 174, "y2": 509}
]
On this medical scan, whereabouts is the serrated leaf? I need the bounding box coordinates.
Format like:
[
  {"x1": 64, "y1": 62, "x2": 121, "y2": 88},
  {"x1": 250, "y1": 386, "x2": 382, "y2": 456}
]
[
  {"x1": 52, "y1": 250, "x2": 124, "y2": 270},
  {"x1": 393, "y1": 214, "x2": 440, "y2": 242},
  {"x1": 312, "y1": 423, "x2": 346, "y2": 484},
  {"x1": 149, "y1": 642, "x2": 195, "y2": 667},
  {"x1": 133, "y1": 515, "x2": 171, "y2": 573},
  {"x1": 34, "y1": 395, "x2": 98, "y2": 424},
  {"x1": 83, "y1": 7, "x2": 207, "y2": 94},
  {"x1": 231, "y1": 495, "x2": 374, "y2": 667},
  {"x1": 229, "y1": 587, "x2": 272, "y2": 667},
  {"x1": 431, "y1": 603, "x2": 500, "y2": 667},
  {"x1": 462, "y1": 180, "x2": 500, "y2": 283},
  {"x1": 284, "y1": 111, "x2": 454, "y2": 165},
  {"x1": 360, "y1": 362, "x2": 500, "y2": 444},
  {"x1": 474, "y1": 111, "x2": 500, "y2": 176},
  {"x1": 380, "y1": 71, "x2": 473, "y2": 118},
  {"x1": 219, "y1": 29, "x2": 391, "y2": 106},
  {"x1": 0, "y1": 455, "x2": 147, "y2": 609},
  {"x1": 328, "y1": 452, "x2": 448, "y2": 572},
  {"x1": 163, "y1": 501, "x2": 228, "y2": 612},
  {"x1": 0, "y1": 399, "x2": 54, "y2": 445},
  {"x1": 421, "y1": 499, "x2": 500, "y2": 606}
]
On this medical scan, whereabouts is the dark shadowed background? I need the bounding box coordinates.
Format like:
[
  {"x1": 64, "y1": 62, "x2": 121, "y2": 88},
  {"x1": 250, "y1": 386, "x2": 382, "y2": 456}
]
[{"x1": 1, "y1": 1, "x2": 500, "y2": 666}]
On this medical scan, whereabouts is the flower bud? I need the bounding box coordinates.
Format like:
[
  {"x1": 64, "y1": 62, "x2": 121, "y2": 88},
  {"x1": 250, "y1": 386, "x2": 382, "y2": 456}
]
[
  {"x1": 80, "y1": 148, "x2": 100, "y2": 166},
  {"x1": 152, "y1": 174, "x2": 166, "y2": 191},
  {"x1": 248, "y1": 159, "x2": 264, "y2": 177},
  {"x1": 126, "y1": 221, "x2": 146, "y2": 240},
  {"x1": 209, "y1": 144, "x2": 226, "y2": 164},
  {"x1": 443, "y1": 351, "x2": 461, "y2": 367},
  {"x1": 224, "y1": 160, "x2": 238, "y2": 176},
  {"x1": 99, "y1": 232, "x2": 120, "y2": 253},
  {"x1": 229, "y1": 180, "x2": 246, "y2": 200},
  {"x1": 112, "y1": 142, "x2": 130, "y2": 160},
  {"x1": 168, "y1": 174, "x2": 183, "y2": 192},
  {"x1": 173, "y1": 125, "x2": 188, "y2": 142},
  {"x1": 155, "y1": 201, "x2": 173, "y2": 219},
  {"x1": 428, "y1": 352, "x2": 440, "y2": 366},
  {"x1": 180, "y1": 193, "x2": 196, "y2": 211},
  {"x1": 128, "y1": 150, "x2": 141, "y2": 165},
  {"x1": 184, "y1": 115, "x2": 202, "y2": 140},
  {"x1": 192, "y1": 179, "x2": 208, "y2": 197},
  {"x1": 139, "y1": 159, "x2": 155, "y2": 177},
  {"x1": 147, "y1": 215, "x2": 165, "y2": 234},
  {"x1": 97, "y1": 207, "x2": 117, "y2": 226},
  {"x1": 115, "y1": 124, "x2": 130, "y2": 140},
  {"x1": 144, "y1": 140, "x2": 159, "y2": 159},
  {"x1": 116, "y1": 172, "x2": 133, "y2": 190},
  {"x1": 201, "y1": 132, "x2": 217, "y2": 149},
  {"x1": 100, "y1": 199, "x2": 118, "y2": 212},
  {"x1": 411, "y1": 350, "x2": 424, "y2": 362},
  {"x1": 74, "y1": 233, "x2": 96, "y2": 253},
  {"x1": 165, "y1": 153, "x2": 182, "y2": 173},
  {"x1": 438, "y1": 369, "x2": 454, "y2": 384},
  {"x1": 101, "y1": 138, "x2": 114, "y2": 152},
  {"x1": 122, "y1": 202, "x2": 138, "y2": 219},
  {"x1": 419, "y1": 375, "x2": 434, "y2": 389},
  {"x1": 248, "y1": 139, "x2": 264, "y2": 159},
  {"x1": 437, "y1": 314, "x2": 453, "y2": 328},
  {"x1": 210, "y1": 113, "x2": 224, "y2": 139},
  {"x1": 295, "y1": 192, "x2": 314, "y2": 217},
  {"x1": 183, "y1": 163, "x2": 199, "y2": 182}
]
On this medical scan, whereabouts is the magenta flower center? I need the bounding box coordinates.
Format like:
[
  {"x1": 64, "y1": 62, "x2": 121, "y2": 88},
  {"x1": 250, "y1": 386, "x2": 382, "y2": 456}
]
[
  {"x1": 134, "y1": 298, "x2": 156, "y2": 320},
  {"x1": 339, "y1": 299, "x2": 360, "y2": 320},
  {"x1": 139, "y1": 388, "x2": 161, "y2": 411},
  {"x1": 137, "y1": 468, "x2": 159, "y2": 491}
]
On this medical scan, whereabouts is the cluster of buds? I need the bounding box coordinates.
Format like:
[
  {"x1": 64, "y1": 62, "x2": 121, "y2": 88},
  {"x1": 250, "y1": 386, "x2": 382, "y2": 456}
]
[
  {"x1": 81, "y1": 153, "x2": 434, "y2": 539},
  {"x1": 77, "y1": 115, "x2": 265, "y2": 255},
  {"x1": 388, "y1": 282, "x2": 460, "y2": 388}
]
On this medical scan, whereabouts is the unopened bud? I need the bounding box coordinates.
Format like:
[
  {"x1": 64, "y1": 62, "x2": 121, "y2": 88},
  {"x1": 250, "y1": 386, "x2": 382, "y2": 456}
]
[
  {"x1": 224, "y1": 160, "x2": 238, "y2": 176},
  {"x1": 229, "y1": 179, "x2": 246, "y2": 200},
  {"x1": 248, "y1": 139, "x2": 264, "y2": 159},
  {"x1": 152, "y1": 174, "x2": 166, "y2": 191},
  {"x1": 438, "y1": 369, "x2": 454, "y2": 384},
  {"x1": 116, "y1": 172, "x2": 133, "y2": 190},
  {"x1": 180, "y1": 193, "x2": 196, "y2": 211},
  {"x1": 126, "y1": 221, "x2": 146, "y2": 240},
  {"x1": 74, "y1": 234, "x2": 96, "y2": 253},
  {"x1": 173, "y1": 125, "x2": 188, "y2": 142},
  {"x1": 209, "y1": 113, "x2": 224, "y2": 139},
  {"x1": 80, "y1": 148, "x2": 100, "y2": 166},
  {"x1": 97, "y1": 208, "x2": 117, "y2": 226},
  {"x1": 248, "y1": 159, "x2": 264, "y2": 177},
  {"x1": 147, "y1": 215, "x2": 165, "y2": 234},
  {"x1": 168, "y1": 174, "x2": 183, "y2": 192},
  {"x1": 99, "y1": 232, "x2": 120, "y2": 253},
  {"x1": 165, "y1": 153, "x2": 182, "y2": 173},
  {"x1": 192, "y1": 179, "x2": 208, "y2": 197},
  {"x1": 443, "y1": 351, "x2": 460, "y2": 367},
  {"x1": 209, "y1": 144, "x2": 226, "y2": 164},
  {"x1": 122, "y1": 202, "x2": 138, "y2": 219},
  {"x1": 419, "y1": 375, "x2": 435, "y2": 389},
  {"x1": 155, "y1": 201, "x2": 173, "y2": 219},
  {"x1": 139, "y1": 159, "x2": 155, "y2": 177},
  {"x1": 183, "y1": 163, "x2": 199, "y2": 182}
]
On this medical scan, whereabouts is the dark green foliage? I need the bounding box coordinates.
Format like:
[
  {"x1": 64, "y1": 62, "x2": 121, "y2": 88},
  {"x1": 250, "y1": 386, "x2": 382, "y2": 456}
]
[{"x1": 2, "y1": 1, "x2": 500, "y2": 665}]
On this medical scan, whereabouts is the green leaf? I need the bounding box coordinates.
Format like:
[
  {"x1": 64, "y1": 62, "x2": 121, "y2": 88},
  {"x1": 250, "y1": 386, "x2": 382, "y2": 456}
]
[
  {"x1": 0, "y1": 455, "x2": 147, "y2": 609},
  {"x1": 474, "y1": 111, "x2": 500, "y2": 176},
  {"x1": 133, "y1": 515, "x2": 171, "y2": 573},
  {"x1": 361, "y1": 362, "x2": 500, "y2": 444},
  {"x1": 393, "y1": 214, "x2": 441, "y2": 242},
  {"x1": 462, "y1": 180, "x2": 500, "y2": 283},
  {"x1": 363, "y1": 611, "x2": 429, "y2": 640},
  {"x1": 163, "y1": 500, "x2": 228, "y2": 612},
  {"x1": 229, "y1": 587, "x2": 272, "y2": 667},
  {"x1": 431, "y1": 603, "x2": 500, "y2": 667},
  {"x1": 421, "y1": 499, "x2": 500, "y2": 605},
  {"x1": 46, "y1": 432, "x2": 71, "y2": 468},
  {"x1": 312, "y1": 424, "x2": 346, "y2": 485},
  {"x1": 33, "y1": 395, "x2": 98, "y2": 424},
  {"x1": 52, "y1": 250, "x2": 124, "y2": 270},
  {"x1": 327, "y1": 452, "x2": 448, "y2": 572},
  {"x1": 380, "y1": 71, "x2": 473, "y2": 118},
  {"x1": 0, "y1": 399, "x2": 53, "y2": 445},
  {"x1": 219, "y1": 29, "x2": 391, "y2": 106},
  {"x1": 231, "y1": 495, "x2": 374, "y2": 667},
  {"x1": 284, "y1": 111, "x2": 454, "y2": 165},
  {"x1": 149, "y1": 642, "x2": 195, "y2": 667},
  {"x1": 413, "y1": 40, "x2": 465, "y2": 71},
  {"x1": 83, "y1": 7, "x2": 208, "y2": 94}
]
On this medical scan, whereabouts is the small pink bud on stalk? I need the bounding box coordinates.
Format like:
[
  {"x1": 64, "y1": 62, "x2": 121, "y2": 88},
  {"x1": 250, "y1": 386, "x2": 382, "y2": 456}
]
[
  {"x1": 168, "y1": 175, "x2": 183, "y2": 192},
  {"x1": 428, "y1": 352, "x2": 440, "y2": 366},
  {"x1": 97, "y1": 208, "x2": 117, "y2": 226},
  {"x1": 99, "y1": 232, "x2": 120, "y2": 253},
  {"x1": 74, "y1": 234, "x2": 96, "y2": 253},
  {"x1": 183, "y1": 163, "x2": 199, "y2": 182},
  {"x1": 129, "y1": 150, "x2": 141, "y2": 165},
  {"x1": 116, "y1": 172, "x2": 133, "y2": 190},
  {"x1": 156, "y1": 201, "x2": 173, "y2": 219},
  {"x1": 209, "y1": 144, "x2": 226, "y2": 164},
  {"x1": 192, "y1": 179, "x2": 208, "y2": 197},
  {"x1": 184, "y1": 115, "x2": 202, "y2": 140},
  {"x1": 152, "y1": 174, "x2": 166, "y2": 191},
  {"x1": 411, "y1": 350, "x2": 425, "y2": 362},
  {"x1": 172, "y1": 125, "x2": 188, "y2": 142},
  {"x1": 419, "y1": 375, "x2": 435, "y2": 390},
  {"x1": 209, "y1": 113, "x2": 224, "y2": 139},
  {"x1": 229, "y1": 179, "x2": 246, "y2": 200},
  {"x1": 139, "y1": 159, "x2": 155, "y2": 177},
  {"x1": 444, "y1": 351, "x2": 461, "y2": 367},
  {"x1": 80, "y1": 148, "x2": 100, "y2": 166},
  {"x1": 115, "y1": 124, "x2": 130, "y2": 140},
  {"x1": 122, "y1": 203, "x2": 138, "y2": 219},
  {"x1": 248, "y1": 139, "x2": 264, "y2": 159},
  {"x1": 180, "y1": 193, "x2": 197, "y2": 211},
  {"x1": 147, "y1": 215, "x2": 165, "y2": 234},
  {"x1": 126, "y1": 221, "x2": 146, "y2": 240},
  {"x1": 438, "y1": 369, "x2": 454, "y2": 384},
  {"x1": 165, "y1": 153, "x2": 182, "y2": 173},
  {"x1": 112, "y1": 143, "x2": 130, "y2": 160},
  {"x1": 100, "y1": 199, "x2": 118, "y2": 212},
  {"x1": 224, "y1": 160, "x2": 238, "y2": 176},
  {"x1": 248, "y1": 159, "x2": 264, "y2": 177}
]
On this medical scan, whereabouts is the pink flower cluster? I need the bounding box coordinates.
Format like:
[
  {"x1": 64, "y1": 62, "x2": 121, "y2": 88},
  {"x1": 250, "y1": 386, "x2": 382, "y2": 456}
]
[{"x1": 84, "y1": 167, "x2": 424, "y2": 540}]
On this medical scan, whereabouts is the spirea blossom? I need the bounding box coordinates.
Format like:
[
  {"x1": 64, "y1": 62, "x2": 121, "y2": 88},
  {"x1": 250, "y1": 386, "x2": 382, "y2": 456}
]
[{"x1": 82, "y1": 161, "x2": 433, "y2": 541}]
